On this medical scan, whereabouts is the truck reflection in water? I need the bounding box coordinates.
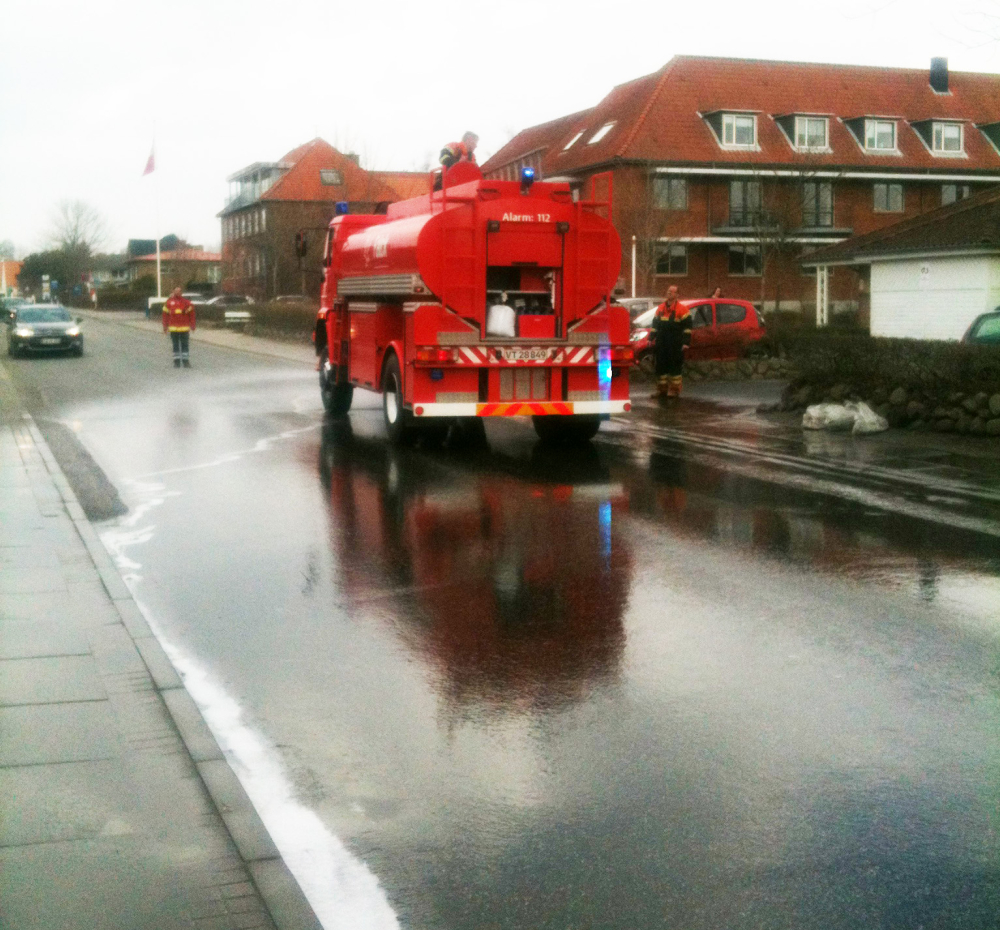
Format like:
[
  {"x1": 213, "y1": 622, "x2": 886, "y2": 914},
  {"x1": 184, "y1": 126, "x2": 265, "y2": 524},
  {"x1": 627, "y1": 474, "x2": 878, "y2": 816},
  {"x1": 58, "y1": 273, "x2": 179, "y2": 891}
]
[{"x1": 318, "y1": 421, "x2": 632, "y2": 713}]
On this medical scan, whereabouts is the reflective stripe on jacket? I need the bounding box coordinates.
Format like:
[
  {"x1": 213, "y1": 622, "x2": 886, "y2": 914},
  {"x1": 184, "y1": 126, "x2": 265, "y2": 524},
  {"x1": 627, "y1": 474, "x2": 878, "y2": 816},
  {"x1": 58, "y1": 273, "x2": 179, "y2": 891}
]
[{"x1": 163, "y1": 297, "x2": 195, "y2": 332}]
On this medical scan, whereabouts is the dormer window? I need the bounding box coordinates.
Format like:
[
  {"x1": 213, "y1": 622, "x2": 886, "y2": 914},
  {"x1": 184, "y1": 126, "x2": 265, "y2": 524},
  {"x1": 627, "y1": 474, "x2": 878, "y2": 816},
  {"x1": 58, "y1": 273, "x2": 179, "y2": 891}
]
[
  {"x1": 865, "y1": 119, "x2": 896, "y2": 151},
  {"x1": 587, "y1": 122, "x2": 616, "y2": 145},
  {"x1": 722, "y1": 113, "x2": 756, "y2": 148},
  {"x1": 562, "y1": 131, "x2": 584, "y2": 151},
  {"x1": 932, "y1": 121, "x2": 963, "y2": 153},
  {"x1": 795, "y1": 116, "x2": 828, "y2": 150}
]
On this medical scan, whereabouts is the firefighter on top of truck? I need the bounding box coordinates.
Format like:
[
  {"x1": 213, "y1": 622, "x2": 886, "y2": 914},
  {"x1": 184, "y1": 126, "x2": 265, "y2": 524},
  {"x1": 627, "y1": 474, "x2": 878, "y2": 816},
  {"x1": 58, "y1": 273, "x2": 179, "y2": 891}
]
[{"x1": 440, "y1": 132, "x2": 479, "y2": 168}]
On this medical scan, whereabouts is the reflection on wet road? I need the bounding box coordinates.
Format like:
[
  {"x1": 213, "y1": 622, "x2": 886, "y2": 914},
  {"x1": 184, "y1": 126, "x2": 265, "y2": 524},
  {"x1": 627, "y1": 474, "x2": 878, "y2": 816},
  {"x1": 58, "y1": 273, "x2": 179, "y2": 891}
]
[{"x1": 18, "y1": 323, "x2": 999, "y2": 929}]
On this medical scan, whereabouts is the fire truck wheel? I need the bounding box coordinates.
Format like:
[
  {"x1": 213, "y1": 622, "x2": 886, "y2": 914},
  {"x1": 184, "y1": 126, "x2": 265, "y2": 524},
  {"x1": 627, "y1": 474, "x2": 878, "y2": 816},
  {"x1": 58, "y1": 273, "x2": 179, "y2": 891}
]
[
  {"x1": 532, "y1": 414, "x2": 601, "y2": 444},
  {"x1": 320, "y1": 362, "x2": 354, "y2": 416},
  {"x1": 382, "y1": 354, "x2": 414, "y2": 445}
]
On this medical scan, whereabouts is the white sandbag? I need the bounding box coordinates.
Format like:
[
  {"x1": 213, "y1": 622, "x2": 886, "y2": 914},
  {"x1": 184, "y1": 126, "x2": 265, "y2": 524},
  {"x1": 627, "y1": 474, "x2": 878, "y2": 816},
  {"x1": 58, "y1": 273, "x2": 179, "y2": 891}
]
[
  {"x1": 486, "y1": 303, "x2": 516, "y2": 338},
  {"x1": 849, "y1": 400, "x2": 889, "y2": 435},
  {"x1": 802, "y1": 403, "x2": 857, "y2": 431}
]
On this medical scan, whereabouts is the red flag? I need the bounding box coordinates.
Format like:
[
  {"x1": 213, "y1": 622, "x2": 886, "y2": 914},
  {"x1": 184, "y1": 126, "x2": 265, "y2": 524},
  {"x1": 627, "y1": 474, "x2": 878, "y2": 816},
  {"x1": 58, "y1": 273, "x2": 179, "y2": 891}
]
[{"x1": 142, "y1": 147, "x2": 155, "y2": 176}]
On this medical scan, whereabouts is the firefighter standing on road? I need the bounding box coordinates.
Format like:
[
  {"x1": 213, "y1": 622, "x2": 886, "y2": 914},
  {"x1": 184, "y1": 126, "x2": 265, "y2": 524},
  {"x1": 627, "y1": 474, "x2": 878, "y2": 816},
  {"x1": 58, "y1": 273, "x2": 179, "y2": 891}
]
[
  {"x1": 439, "y1": 132, "x2": 479, "y2": 168},
  {"x1": 163, "y1": 287, "x2": 195, "y2": 368},
  {"x1": 651, "y1": 285, "x2": 691, "y2": 399}
]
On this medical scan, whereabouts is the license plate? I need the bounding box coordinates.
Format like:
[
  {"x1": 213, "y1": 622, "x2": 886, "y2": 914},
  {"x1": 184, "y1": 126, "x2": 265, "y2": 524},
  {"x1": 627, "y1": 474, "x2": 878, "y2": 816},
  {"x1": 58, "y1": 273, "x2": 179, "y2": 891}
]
[
  {"x1": 501, "y1": 347, "x2": 549, "y2": 363},
  {"x1": 40, "y1": 338, "x2": 61, "y2": 345}
]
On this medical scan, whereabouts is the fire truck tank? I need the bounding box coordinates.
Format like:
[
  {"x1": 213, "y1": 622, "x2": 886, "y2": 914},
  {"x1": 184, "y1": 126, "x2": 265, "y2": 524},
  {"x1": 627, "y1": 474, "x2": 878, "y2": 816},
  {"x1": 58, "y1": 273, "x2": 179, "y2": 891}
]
[{"x1": 334, "y1": 168, "x2": 622, "y2": 331}]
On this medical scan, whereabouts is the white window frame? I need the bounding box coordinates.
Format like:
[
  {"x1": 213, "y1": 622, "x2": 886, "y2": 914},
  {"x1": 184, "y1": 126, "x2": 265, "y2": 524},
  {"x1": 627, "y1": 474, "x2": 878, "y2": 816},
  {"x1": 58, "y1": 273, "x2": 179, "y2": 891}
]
[
  {"x1": 260, "y1": 208, "x2": 266, "y2": 232},
  {"x1": 864, "y1": 119, "x2": 896, "y2": 152},
  {"x1": 587, "y1": 122, "x2": 616, "y2": 145},
  {"x1": 873, "y1": 182, "x2": 904, "y2": 213},
  {"x1": 941, "y1": 183, "x2": 971, "y2": 205},
  {"x1": 562, "y1": 131, "x2": 584, "y2": 151},
  {"x1": 794, "y1": 116, "x2": 828, "y2": 151},
  {"x1": 932, "y1": 122, "x2": 964, "y2": 155},
  {"x1": 722, "y1": 114, "x2": 756, "y2": 149}
]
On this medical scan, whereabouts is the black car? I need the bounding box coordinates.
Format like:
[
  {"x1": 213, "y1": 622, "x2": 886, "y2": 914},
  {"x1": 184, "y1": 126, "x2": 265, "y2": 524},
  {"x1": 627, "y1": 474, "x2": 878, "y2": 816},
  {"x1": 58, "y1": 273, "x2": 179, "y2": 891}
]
[
  {"x1": 7, "y1": 304, "x2": 83, "y2": 357},
  {"x1": 0, "y1": 296, "x2": 29, "y2": 323},
  {"x1": 962, "y1": 309, "x2": 1000, "y2": 345}
]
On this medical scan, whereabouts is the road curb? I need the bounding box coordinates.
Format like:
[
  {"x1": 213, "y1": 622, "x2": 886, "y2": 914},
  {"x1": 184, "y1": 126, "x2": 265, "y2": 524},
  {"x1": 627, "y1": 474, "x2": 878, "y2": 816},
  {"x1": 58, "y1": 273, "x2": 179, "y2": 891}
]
[{"x1": 16, "y1": 404, "x2": 323, "y2": 930}]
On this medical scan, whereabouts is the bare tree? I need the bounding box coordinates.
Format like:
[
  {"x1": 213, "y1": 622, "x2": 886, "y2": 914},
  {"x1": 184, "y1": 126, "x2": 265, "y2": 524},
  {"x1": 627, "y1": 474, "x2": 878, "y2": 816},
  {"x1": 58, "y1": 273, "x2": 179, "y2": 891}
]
[
  {"x1": 614, "y1": 168, "x2": 686, "y2": 295},
  {"x1": 48, "y1": 200, "x2": 109, "y2": 255},
  {"x1": 0, "y1": 240, "x2": 15, "y2": 260}
]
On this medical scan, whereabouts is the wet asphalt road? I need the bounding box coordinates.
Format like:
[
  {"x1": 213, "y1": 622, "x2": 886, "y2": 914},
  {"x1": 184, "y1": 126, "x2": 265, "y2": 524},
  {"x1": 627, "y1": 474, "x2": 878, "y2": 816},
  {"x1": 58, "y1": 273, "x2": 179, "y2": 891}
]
[{"x1": 6, "y1": 314, "x2": 1000, "y2": 929}]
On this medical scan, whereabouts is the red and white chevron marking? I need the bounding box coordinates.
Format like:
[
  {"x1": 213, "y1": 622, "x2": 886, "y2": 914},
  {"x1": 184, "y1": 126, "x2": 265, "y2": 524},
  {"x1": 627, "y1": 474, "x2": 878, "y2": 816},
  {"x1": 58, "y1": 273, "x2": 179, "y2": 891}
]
[{"x1": 453, "y1": 345, "x2": 597, "y2": 366}]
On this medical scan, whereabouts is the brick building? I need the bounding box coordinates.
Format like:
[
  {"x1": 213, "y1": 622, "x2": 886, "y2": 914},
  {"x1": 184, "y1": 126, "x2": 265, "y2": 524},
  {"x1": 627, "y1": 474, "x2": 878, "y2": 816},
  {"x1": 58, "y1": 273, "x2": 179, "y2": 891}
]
[
  {"x1": 218, "y1": 139, "x2": 425, "y2": 300},
  {"x1": 125, "y1": 249, "x2": 221, "y2": 294},
  {"x1": 482, "y1": 57, "x2": 1000, "y2": 319}
]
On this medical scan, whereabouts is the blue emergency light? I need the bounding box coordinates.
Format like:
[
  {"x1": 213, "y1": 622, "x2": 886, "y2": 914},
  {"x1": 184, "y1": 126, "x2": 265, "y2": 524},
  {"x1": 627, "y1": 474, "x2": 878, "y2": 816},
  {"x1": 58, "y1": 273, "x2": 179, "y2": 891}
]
[
  {"x1": 335, "y1": 201, "x2": 350, "y2": 215},
  {"x1": 520, "y1": 167, "x2": 536, "y2": 193}
]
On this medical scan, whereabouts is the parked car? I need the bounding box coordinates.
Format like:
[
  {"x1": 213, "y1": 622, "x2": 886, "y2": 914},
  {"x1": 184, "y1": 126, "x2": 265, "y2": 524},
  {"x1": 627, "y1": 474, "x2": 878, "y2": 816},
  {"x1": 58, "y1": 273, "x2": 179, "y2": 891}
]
[
  {"x1": 631, "y1": 297, "x2": 765, "y2": 372},
  {"x1": 206, "y1": 294, "x2": 254, "y2": 307},
  {"x1": 7, "y1": 304, "x2": 83, "y2": 357},
  {"x1": 181, "y1": 291, "x2": 210, "y2": 306},
  {"x1": 617, "y1": 297, "x2": 660, "y2": 321},
  {"x1": 961, "y1": 309, "x2": 1000, "y2": 345}
]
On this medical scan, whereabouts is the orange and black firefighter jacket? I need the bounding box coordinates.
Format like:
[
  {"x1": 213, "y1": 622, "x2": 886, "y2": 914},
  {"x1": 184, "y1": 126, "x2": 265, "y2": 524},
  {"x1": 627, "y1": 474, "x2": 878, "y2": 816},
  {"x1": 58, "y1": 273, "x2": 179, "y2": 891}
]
[
  {"x1": 163, "y1": 296, "x2": 196, "y2": 333},
  {"x1": 439, "y1": 141, "x2": 476, "y2": 169},
  {"x1": 651, "y1": 300, "x2": 691, "y2": 377}
]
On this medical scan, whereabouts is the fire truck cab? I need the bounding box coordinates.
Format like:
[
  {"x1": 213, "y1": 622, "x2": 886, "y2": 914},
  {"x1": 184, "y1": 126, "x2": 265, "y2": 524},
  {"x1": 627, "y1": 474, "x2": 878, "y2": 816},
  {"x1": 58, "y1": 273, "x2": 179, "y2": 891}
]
[{"x1": 315, "y1": 162, "x2": 632, "y2": 444}]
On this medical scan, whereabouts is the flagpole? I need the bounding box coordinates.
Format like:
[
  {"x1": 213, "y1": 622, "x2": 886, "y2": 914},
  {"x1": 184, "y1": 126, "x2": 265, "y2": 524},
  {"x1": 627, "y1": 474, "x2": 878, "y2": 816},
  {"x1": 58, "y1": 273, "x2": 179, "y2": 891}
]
[{"x1": 154, "y1": 139, "x2": 161, "y2": 299}]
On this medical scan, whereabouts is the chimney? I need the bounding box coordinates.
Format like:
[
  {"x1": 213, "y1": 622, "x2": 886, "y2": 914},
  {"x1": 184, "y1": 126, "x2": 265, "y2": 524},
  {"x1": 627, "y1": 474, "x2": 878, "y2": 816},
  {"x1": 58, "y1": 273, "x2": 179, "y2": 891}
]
[
  {"x1": 930, "y1": 57, "x2": 949, "y2": 94},
  {"x1": 346, "y1": 153, "x2": 360, "y2": 165}
]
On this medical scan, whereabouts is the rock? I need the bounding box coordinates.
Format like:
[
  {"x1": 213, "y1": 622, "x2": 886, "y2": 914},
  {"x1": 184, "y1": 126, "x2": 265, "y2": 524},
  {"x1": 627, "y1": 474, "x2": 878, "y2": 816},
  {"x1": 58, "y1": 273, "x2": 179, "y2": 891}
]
[
  {"x1": 739, "y1": 360, "x2": 754, "y2": 376},
  {"x1": 829, "y1": 383, "x2": 848, "y2": 401},
  {"x1": 876, "y1": 402, "x2": 892, "y2": 417},
  {"x1": 767, "y1": 358, "x2": 783, "y2": 371},
  {"x1": 909, "y1": 419, "x2": 927, "y2": 431},
  {"x1": 889, "y1": 387, "x2": 908, "y2": 406},
  {"x1": 986, "y1": 418, "x2": 1000, "y2": 436},
  {"x1": 932, "y1": 406, "x2": 949, "y2": 419},
  {"x1": 750, "y1": 371, "x2": 763, "y2": 379},
  {"x1": 948, "y1": 392, "x2": 966, "y2": 404},
  {"x1": 956, "y1": 414, "x2": 972, "y2": 434},
  {"x1": 962, "y1": 396, "x2": 981, "y2": 414},
  {"x1": 906, "y1": 400, "x2": 927, "y2": 419},
  {"x1": 872, "y1": 386, "x2": 889, "y2": 405},
  {"x1": 948, "y1": 407, "x2": 965, "y2": 421},
  {"x1": 970, "y1": 417, "x2": 987, "y2": 435},
  {"x1": 989, "y1": 394, "x2": 1000, "y2": 417},
  {"x1": 794, "y1": 386, "x2": 813, "y2": 406},
  {"x1": 973, "y1": 391, "x2": 989, "y2": 410},
  {"x1": 934, "y1": 419, "x2": 955, "y2": 432}
]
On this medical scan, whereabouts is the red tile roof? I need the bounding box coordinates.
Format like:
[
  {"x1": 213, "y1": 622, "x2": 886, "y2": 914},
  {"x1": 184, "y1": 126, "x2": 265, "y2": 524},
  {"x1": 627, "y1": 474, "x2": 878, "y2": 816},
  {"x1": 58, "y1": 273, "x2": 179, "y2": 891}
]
[
  {"x1": 372, "y1": 170, "x2": 430, "y2": 200},
  {"x1": 482, "y1": 56, "x2": 1000, "y2": 177},
  {"x1": 263, "y1": 139, "x2": 400, "y2": 204}
]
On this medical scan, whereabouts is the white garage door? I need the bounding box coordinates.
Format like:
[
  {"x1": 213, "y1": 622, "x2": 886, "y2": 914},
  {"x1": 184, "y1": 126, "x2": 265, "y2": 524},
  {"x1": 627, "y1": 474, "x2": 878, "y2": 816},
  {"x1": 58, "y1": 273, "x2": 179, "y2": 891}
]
[{"x1": 871, "y1": 256, "x2": 998, "y2": 341}]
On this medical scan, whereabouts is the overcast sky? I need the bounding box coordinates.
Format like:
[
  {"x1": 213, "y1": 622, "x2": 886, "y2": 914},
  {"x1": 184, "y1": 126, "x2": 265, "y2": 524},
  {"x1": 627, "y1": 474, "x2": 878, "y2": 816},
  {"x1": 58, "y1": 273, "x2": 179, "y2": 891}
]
[{"x1": 1, "y1": 0, "x2": 997, "y2": 258}]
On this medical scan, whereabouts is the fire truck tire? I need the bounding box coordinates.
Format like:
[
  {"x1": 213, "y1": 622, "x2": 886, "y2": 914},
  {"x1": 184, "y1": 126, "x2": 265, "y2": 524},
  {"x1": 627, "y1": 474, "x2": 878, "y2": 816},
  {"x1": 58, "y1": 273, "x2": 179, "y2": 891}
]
[
  {"x1": 382, "y1": 354, "x2": 414, "y2": 445},
  {"x1": 532, "y1": 414, "x2": 601, "y2": 444},
  {"x1": 319, "y1": 362, "x2": 353, "y2": 416}
]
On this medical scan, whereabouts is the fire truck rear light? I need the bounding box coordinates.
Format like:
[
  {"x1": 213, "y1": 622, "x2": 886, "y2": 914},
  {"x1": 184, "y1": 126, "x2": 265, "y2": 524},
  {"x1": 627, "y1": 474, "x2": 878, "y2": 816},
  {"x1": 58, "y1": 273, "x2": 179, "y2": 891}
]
[
  {"x1": 415, "y1": 406, "x2": 424, "y2": 416},
  {"x1": 416, "y1": 347, "x2": 455, "y2": 363},
  {"x1": 608, "y1": 347, "x2": 634, "y2": 362},
  {"x1": 624, "y1": 402, "x2": 632, "y2": 412}
]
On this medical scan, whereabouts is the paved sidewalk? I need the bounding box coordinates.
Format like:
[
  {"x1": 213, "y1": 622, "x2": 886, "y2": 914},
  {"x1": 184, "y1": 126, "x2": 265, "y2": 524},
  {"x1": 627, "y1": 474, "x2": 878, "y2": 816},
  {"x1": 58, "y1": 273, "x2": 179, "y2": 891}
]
[{"x1": 0, "y1": 369, "x2": 320, "y2": 929}]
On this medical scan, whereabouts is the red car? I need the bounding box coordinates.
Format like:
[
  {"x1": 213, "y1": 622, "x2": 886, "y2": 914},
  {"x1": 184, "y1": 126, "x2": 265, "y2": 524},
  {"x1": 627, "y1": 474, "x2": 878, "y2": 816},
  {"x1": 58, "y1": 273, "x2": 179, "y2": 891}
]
[{"x1": 630, "y1": 297, "x2": 766, "y2": 372}]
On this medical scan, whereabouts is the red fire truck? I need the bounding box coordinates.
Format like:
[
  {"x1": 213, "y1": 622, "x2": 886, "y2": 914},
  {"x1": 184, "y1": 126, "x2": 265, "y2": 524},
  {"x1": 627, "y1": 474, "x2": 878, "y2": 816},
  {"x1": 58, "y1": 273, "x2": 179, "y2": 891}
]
[{"x1": 314, "y1": 161, "x2": 633, "y2": 444}]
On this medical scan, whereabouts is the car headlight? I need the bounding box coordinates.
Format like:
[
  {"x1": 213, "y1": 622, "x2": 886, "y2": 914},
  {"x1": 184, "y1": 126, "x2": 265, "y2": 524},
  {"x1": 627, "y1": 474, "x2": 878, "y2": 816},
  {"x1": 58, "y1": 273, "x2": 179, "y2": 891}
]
[
  {"x1": 630, "y1": 330, "x2": 645, "y2": 342},
  {"x1": 66, "y1": 326, "x2": 81, "y2": 336},
  {"x1": 14, "y1": 327, "x2": 34, "y2": 337}
]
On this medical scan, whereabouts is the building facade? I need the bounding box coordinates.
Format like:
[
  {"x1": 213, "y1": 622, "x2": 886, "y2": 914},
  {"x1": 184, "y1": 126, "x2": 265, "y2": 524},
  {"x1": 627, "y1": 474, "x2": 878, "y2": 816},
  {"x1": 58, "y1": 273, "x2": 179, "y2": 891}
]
[
  {"x1": 125, "y1": 249, "x2": 222, "y2": 295},
  {"x1": 482, "y1": 56, "x2": 1000, "y2": 318},
  {"x1": 219, "y1": 139, "x2": 425, "y2": 301}
]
